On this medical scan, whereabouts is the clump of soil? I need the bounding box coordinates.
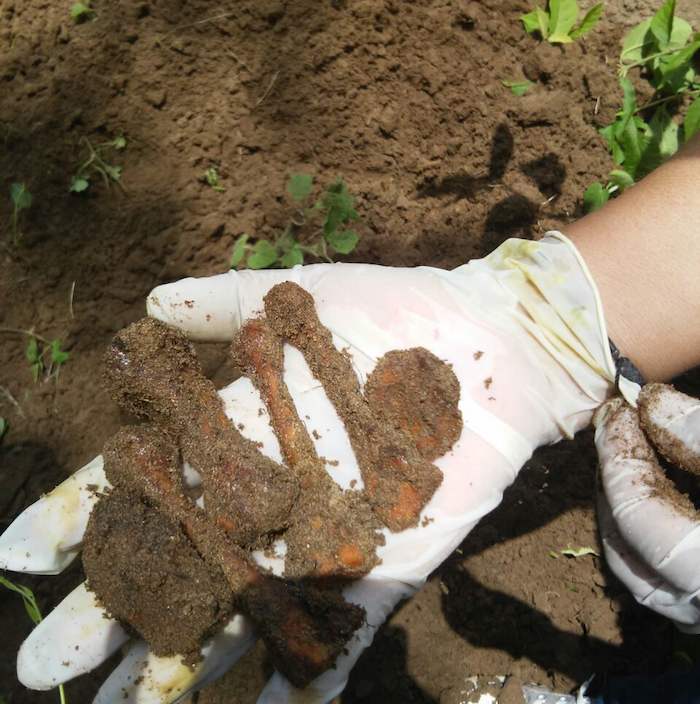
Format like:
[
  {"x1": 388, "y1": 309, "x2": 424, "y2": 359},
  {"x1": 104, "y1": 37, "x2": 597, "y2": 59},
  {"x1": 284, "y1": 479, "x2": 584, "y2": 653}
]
[
  {"x1": 264, "y1": 282, "x2": 448, "y2": 531},
  {"x1": 85, "y1": 281, "x2": 462, "y2": 685},
  {"x1": 365, "y1": 348, "x2": 462, "y2": 462}
]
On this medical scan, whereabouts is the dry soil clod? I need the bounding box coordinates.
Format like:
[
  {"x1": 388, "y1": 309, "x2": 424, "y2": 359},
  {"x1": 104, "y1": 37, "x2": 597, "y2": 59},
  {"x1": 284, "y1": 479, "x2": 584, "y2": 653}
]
[
  {"x1": 232, "y1": 318, "x2": 382, "y2": 580},
  {"x1": 263, "y1": 281, "x2": 445, "y2": 531},
  {"x1": 103, "y1": 317, "x2": 298, "y2": 545}
]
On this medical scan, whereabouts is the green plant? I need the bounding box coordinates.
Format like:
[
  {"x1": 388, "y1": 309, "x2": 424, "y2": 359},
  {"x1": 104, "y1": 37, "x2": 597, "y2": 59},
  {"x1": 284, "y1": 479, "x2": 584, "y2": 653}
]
[
  {"x1": 0, "y1": 575, "x2": 67, "y2": 703},
  {"x1": 9, "y1": 182, "x2": 32, "y2": 245},
  {"x1": 203, "y1": 166, "x2": 225, "y2": 192},
  {"x1": 585, "y1": 0, "x2": 700, "y2": 211},
  {"x1": 0, "y1": 417, "x2": 7, "y2": 441},
  {"x1": 502, "y1": 79, "x2": 534, "y2": 96},
  {"x1": 522, "y1": 0, "x2": 603, "y2": 44},
  {"x1": 70, "y1": 135, "x2": 126, "y2": 193},
  {"x1": 230, "y1": 174, "x2": 361, "y2": 270},
  {"x1": 70, "y1": 1, "x2": 95, "y2": 22},
  {"x1": 26, "y1": 337, "x2": 70, "y2": 383}
]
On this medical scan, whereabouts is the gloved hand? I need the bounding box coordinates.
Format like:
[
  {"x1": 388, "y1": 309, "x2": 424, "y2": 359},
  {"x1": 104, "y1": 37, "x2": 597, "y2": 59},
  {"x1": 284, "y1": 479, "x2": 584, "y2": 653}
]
[
  {"x1": 0, "y1": 232, "x2": 619, "y2": 704},
  {"x1": 595, "y1": 383, "x2": 700, "y2": 631}
]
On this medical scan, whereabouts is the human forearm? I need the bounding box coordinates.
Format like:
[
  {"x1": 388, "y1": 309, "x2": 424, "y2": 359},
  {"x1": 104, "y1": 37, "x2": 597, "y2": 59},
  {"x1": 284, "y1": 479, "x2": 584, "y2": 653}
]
[{"x1": 567, "y1": 134, "x2": 700, "y2": 381}]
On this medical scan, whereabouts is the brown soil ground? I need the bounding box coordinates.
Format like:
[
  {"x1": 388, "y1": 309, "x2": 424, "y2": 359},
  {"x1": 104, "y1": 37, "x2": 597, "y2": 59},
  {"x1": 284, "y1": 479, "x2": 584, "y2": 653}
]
[{"x1": 2, "y1": 1, "x2": 700, "y2": 702}]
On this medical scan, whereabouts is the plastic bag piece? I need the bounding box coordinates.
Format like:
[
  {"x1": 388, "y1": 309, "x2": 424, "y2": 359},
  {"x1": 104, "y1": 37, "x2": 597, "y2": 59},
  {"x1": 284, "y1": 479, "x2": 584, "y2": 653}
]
[{"x1": 522, "y1": 679, "x2": 592, "y2": 703}]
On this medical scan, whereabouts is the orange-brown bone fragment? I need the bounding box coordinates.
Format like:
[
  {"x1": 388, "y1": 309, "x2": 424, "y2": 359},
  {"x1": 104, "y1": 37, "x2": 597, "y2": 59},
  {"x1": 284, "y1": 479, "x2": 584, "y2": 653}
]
[
  {"x1": 365, "y1": 348, "x2": 462, "y2": 462},
  {"x1": 232, "y1": 319, "x2": 381, "y2": 579},
  {"x1": 103, "y1": 317, "x2": 298, "y2": 545},
  {"x1": 263, "y1": 282, "x2": 443, "y2": 531},
  {"x1": 104, "y1": 425, "x2": 364, "y2": 688}
]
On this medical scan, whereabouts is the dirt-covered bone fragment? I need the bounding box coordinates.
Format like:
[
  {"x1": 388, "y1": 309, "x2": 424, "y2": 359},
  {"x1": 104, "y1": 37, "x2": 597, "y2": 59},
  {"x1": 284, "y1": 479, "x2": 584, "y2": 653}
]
[
  {"x1": 83, "y1": 487, "x2": 233, "y2": 666},
  {"x1": 365, "y1": 348, "x2": 462, "y2": 462},
  {"x1": 92, "y1": 425, "x2": 364, "y2": 687},
  {"x1": 232, "y1": 319, "x2": 382, "y2": 579},
  {"x1": 263, "y1": 281, "x2": 444, "y2": 532},
  {"x1": 103, "y1": 317, "x2": 298, "y2": 544},
  {"x1": 638, "y1": 383, "x2": 700, "y2": 478}
]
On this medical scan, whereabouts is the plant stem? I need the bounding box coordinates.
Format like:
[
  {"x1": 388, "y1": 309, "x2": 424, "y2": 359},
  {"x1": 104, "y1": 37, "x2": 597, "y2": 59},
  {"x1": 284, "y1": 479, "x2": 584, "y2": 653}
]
[
  {"x1": 620, "y1": 44, "x2": 696, "y2": 75},
  {"x1": 634, "y1": 89, "x2": 700, "y2": 114},
  {"x1": 58, "y1": 684, "x2": 67, "y2": 704},
  {"x1": 0, "y1": 327, "x2": 50, "y2": 344}
]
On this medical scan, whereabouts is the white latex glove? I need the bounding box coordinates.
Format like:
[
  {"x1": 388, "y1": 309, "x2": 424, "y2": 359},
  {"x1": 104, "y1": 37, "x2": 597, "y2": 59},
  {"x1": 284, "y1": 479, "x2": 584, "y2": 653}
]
[
  {"x1": 595, "y1": 384, "x2": 700, "y2": 632},
  {"x1": 0, "y1": 231, "x2": 619, "y2": 704}
]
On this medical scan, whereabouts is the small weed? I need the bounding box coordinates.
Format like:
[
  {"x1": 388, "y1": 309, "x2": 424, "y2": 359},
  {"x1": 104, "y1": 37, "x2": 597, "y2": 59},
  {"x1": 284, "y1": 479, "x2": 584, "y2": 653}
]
[
  {"x1": 70, "y1": 135, "x2": 126, "y2": 193},
  {"x1": 203, "y1": 166, "x2": 225, "y2": 192},
  {"x1": 502, "y1": 79, "x2": 534, "y2": 96},
  {"x1": 522, "y1": 0, "x2": 603, "y2": 44},
  {"x1": 8, "y1": 182, "x2": 32, "y2": 245},
  {"x1": 584, "y1": 0, "x2": 700, "y2": 210},
  {"x1": 26, "y1": 337, "x2": 70, "y2": 383},
  {"x1": 70, "y1": 1, "x2": 95, "y2": 22},
  {"x1": 230, "y1": 174, "x2": 361, "y2": 269},
  {"x1": 0, "y1": 575, "x2": 67, "y2": 703}
]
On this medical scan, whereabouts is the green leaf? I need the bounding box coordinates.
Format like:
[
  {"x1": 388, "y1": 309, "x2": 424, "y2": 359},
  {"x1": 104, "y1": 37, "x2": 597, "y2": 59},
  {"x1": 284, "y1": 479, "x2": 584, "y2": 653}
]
[
  {"x1": 230, "y1": 234, "x2": 249, "y2": 268},
  {"x1": 70, "y1": 176, "x2": 90, "y2": 193},
  {"x1": 247, "y1": 240, "x2": 278, "y2": 269},
  {"x1": 287, "y1": 173, "x2": 314, "y2": 203},
  {"x1": 0, "y1": 575, "x2": 43, "y2": 625},
  {"x1": 548, "y1": 0, "x2": 579, "y2": 41},
  {"x1": 561, "y1": 545, "x2": 599, "y2": 558},
  {"x1": 0, "y1": 417, "x2": 7, "y2": 441},
  {"x1": 619, "y1": 76, "x2": 637, "y2": 128},
  {"x1": 25, "y1": 337, "x2": 40, "y2": 364},
  {"x1": 50, "y1": 340, "x2": 69, "y2": 366},
  {"x1": 502, "y1": 79, "x2": 534, "y2": 96},
  {"x1": 583, "y1": 182, "x2": 610, "y2": 212},
  {"x1": 657, "y1": 38, "x2": 700, "y2": 91},
  {"x1": 608, "y1": 169, "x2": 634, "y2": 190},
  {"x1": 322, "y1": 179, "x2": 358, "y2": 236},
  {"x1": 650, "y1": 0, "x2": 676, "y2": 49},
  {"x1": 10, "y1": 183, "x2": 32, "y2": 210},
  {"x1": 521, "y1": 8, "x2": 546, "y2": 35},
  {"x1": 326, "y1": 228, "x2": 359, "y2": 254},
  {"x1": 535, "y1": 6, "x2": 550, "y2": 37},
  {"x1": 280, "y1": 245, "x2": 304, "y2": 268},
  {"x1": 620, "y1": 118, "x2": 645, "y2": 177},
  {"x1": 621, "y1": 18, "x2": 655, "y2": 64},
  {"x1": 684, "y1": 95, "x2": 700, "y2": 140},
  {"x1": 652, "y1": 107, "x2": 679, "y2": 161},
  {"x1": 113, "y1": 135, "x2": 127, "y2": 150},
  {"x1": 70, "y1": 1, "x2": 93, "y2": 21},
  {"x1": 103, "y1": 164, "x2": 122, "y2": 182},
  {"x1": 570, "y1": 2, "x2": 603, "y2": 39}
]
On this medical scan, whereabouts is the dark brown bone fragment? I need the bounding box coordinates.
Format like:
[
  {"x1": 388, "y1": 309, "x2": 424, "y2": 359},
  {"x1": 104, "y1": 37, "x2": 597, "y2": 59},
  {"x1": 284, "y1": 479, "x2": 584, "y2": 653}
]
[
  {"x1": 99, "y1": 426, "x2": 364, "y2": 688},
  {"x1": 365, "y1": 348, "x2": 462, "y2": 462},
  {"x1": 263, "y1": 282, "x2": 443, "y2": 531},
  {"x1": 103, "y1": 317, "x2": 298, "y2": 545},
  {"x1": 232, "y1": 319, "x2": 382, "y2": 579}
]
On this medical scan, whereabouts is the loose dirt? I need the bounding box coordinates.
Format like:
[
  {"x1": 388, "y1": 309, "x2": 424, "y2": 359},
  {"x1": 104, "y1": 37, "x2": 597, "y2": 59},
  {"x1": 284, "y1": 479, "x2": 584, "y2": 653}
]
[{"x1": 3, "y1": 0, "x2": 700, "y2": 702}]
